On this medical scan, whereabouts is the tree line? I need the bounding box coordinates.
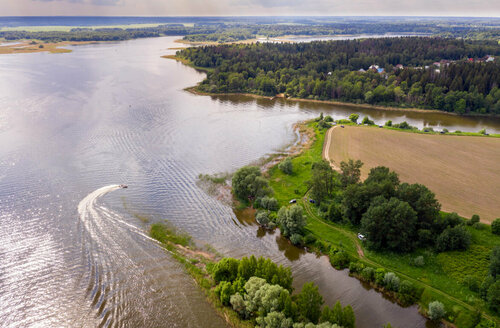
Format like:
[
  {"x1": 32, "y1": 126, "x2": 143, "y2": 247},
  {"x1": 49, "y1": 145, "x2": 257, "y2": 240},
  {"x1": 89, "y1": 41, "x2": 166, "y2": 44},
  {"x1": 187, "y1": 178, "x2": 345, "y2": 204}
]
[
  {"x1": 179, "y1": 38, "x2": 500, "y2": 114},
  {"x1": 211, "y1": 255, "x2": 355, "y2": 328}
]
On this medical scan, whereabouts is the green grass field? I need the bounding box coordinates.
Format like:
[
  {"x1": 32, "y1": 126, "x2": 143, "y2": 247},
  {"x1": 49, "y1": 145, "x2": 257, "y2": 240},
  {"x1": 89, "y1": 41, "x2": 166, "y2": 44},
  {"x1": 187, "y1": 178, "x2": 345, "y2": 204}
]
[{"x1": 268, "y1": 121, "x2": 500, "y2": 327}]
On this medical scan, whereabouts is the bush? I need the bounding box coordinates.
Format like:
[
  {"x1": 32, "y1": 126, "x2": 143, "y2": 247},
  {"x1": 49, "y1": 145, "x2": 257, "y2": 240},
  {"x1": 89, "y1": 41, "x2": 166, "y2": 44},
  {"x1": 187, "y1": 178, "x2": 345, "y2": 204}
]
[
  {"x1": 330, "y1": 250, "x2": 351, "y2": 269},
  {"x1": 375, "y1": 268, "x2": 387, "y2": 285},
  {"x1": 324, "y1": 115, "x2": 333, "y2": 122},
  {"x1": 436, "y1": 225, "x2": 471, "y2": 252},
  {"x1": 487, "y1": 281, "x2": 500, "y2": 313},
  {"x1": 398, "y1": 280, "x2": 420, "y2": 305},
  {"x1": 385, "y1": 120, "x2": 392, "y2": 126},
  {"x1": 318, "y1": 119, "x2": 332, "y2": 129},
  {"x1": 463, "y1": 275, "x2": 481, "y2": 293},
  {"x1": 303, "y1": 234, "x2": 317, "y2": 245},
  {"x1": 362, "y1": 116, "x2": 375, "y2": 125},
  {"x1": 411, "y1": 256, "x2": 425, "y2": 267},
  {"x1": 349, "y1": 113, "x2": 359, "y2": 123},
  {"x1": 336, "y1": 119, "x2": 351, "y2": 124},
  {"x1": 383, "y1": 272, "x2": 400, "y2": 291},
  {"x1": 327, "y1": 203, "x2": 343, "y2": 222},
  {"x1": 479, "y1": 128, "x2": 487, "y2": 135},
  {"x1": 290, "y1": 233, "x2": 304, "y2": 245},
  {"x1": 428, "y1": 301, "x2": 446, "y2": 320},
  {"x1": 212, "y1": 258, "x2": 240, "y2": 283},
  {"x1": 468, "y1": 214, "x2": 480, "y2": 226},
  {"x1": 260, "y1": 196, "x2": 279, "y2": 211},
  {"x1": 279, "y1": 158, "x2": 293, "y2": 174},
  {"x1": 361, "y1": 267, "x2": 375, "y2": 282},
  {"x1": 215, "y1": 281, "x2": 234, "y2": 305},
  {"x1": 230, "y1": 293, "x2": 246, "y2": 315},
  {"x1": 256, "y1": 211, "x2": 270, "y2": 226},
  {"x1": 475, "y1": 319, "x2": 498, "y2": 328},
  {"x1": 349, "y1": 261, "x2": 365, "y2": 274},
  {"x1": 492, "y1": 218, "x2": 500, "y2": 235},
  {"x1": 277, "y1": 205, "x2": 306, "y2": 237},
  {"x1": 491, "y1": 247, "x2": 500, "y2": 279},
  {"x1": 481, "y1": 276, "x2": 495, "y2": 300}
]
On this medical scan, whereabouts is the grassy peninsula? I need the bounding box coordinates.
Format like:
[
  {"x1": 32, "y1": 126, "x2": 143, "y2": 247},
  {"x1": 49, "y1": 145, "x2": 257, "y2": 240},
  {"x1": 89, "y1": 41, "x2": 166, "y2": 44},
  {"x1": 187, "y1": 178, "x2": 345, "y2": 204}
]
[
  {"x1": 228, "y1": 115, "x2": 500, "y2": 328},
  {"x1": 150, "y1": 221, "x2": 357, "y2": 328}
]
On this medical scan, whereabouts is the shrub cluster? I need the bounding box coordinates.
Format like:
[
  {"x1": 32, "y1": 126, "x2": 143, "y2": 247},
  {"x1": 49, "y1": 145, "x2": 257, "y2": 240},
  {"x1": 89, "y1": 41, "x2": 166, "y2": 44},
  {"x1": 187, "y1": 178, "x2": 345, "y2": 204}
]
[{"x1": 210, "y1": 256, "x2": 355, "y2": 328}]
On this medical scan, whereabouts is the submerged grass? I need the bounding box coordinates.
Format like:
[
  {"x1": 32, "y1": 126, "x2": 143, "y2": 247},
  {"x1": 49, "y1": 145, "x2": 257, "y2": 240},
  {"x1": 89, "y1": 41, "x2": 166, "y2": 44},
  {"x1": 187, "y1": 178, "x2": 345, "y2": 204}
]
[
  {"x1": 150, "y1": 222, "x2": 253, "y2": 328},
  {"x1": 150, "y1": 222, "x2": 192, "y2": 247}
]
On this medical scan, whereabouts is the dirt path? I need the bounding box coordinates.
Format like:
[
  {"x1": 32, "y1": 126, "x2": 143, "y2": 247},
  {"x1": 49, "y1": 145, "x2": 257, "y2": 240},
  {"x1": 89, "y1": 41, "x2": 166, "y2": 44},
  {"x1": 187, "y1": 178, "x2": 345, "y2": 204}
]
[
  {"x1": 322, "y1": 126, "x2": 341, "y2": 172},
  {"x1": 301, "y1": 196, "x2": 494, "y2": 321}
]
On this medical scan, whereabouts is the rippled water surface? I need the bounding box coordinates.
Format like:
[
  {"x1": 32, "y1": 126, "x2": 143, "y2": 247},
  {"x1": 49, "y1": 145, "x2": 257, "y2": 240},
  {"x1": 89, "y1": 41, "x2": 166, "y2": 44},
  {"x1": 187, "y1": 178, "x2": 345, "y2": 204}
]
[{"x1": 1, "y1": 36, "x2": 498, "y2": 328}]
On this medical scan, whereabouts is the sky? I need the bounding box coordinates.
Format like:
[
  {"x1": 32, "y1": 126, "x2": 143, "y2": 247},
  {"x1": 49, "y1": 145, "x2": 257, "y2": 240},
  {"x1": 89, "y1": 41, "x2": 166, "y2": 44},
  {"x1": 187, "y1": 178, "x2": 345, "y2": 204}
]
[{"x1": 1, "y1": 0, "x2": 500, "y2": 17}]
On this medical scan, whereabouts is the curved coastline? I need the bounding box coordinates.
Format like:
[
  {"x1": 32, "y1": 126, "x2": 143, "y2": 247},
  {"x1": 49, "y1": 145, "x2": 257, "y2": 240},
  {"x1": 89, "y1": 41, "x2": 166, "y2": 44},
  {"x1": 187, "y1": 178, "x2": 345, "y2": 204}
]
[{"x1": 163, "y1": 54, "x2": 500, "y2": 119}]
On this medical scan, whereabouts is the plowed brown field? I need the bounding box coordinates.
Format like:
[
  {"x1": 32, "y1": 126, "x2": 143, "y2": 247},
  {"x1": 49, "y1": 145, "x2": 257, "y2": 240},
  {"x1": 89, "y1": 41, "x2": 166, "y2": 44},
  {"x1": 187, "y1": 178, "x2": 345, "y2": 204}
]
[{"x1": 325, "y1": 126, "x2": 500, "y2": 222}]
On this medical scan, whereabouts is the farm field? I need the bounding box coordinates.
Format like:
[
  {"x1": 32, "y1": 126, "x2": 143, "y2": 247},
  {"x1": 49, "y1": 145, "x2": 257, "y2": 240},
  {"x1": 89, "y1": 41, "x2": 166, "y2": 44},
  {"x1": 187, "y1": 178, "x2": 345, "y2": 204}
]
[{"x1": 325, "y1": 126, "x2": 500, "y2": 222}]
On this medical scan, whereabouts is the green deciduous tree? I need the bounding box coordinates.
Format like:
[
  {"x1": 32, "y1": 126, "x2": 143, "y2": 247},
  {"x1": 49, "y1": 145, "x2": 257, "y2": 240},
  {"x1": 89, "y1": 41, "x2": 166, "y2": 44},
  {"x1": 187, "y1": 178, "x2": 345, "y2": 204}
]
[
  {"x1": 339, "y1": 159, "x2": 363, "y2": 187},
  {"x1": 213, "y1": 257, "x2": 240, "y2": 283},
  {"x1": 310, "y1": 160, "x2": 336, "y2": 203},
  {"x1": 277, "y1": 205, "x2": 307, "y2": 237},
  {"x1": 296, "y1": 282, "x2": 324, "y2": 324},
  {"x1": 383, "y1": 272, "x2": 400, "y2": 291},
  {"x1": 349, "y1": 113, "x2": 359, "y2": 123},
  {"x1": 488, "y1": 281, "x2": 500, "y2": 313},
  {"x1": 396, "y1": 182, "x2": 441, "y2": 231},
  {"x1": 428, "y1": 301, "x2": 446, "y2": 320},
  {"x1": 436, "y1": 225, "x2": 471, "y2": 252},
  {"x1": 492, "y1": 219, "x2": 500, "y2": 235},
  {"x1": 279, "y1": 158, "x2": 293, "y2": 175},
  {"x1": 490, "y1": 247, "x2": 500, "y2": 279},
  {"x1": 361, "y1": 196, "x2": 418, "y2": 252},
  {"x1": 232, "y1": 166, "x2": 271, "y2": 201}
]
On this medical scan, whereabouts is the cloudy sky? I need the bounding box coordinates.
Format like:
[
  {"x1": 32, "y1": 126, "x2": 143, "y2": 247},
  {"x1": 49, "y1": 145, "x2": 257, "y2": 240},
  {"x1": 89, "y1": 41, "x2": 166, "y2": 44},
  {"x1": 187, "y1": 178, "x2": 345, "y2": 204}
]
[{"x1": 2, "y1": 0, "x2": 500, "y2": 17}]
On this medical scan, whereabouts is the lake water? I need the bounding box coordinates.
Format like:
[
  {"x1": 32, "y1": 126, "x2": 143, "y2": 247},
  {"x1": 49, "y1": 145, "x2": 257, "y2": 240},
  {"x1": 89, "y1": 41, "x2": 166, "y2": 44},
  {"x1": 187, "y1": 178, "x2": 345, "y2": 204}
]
[{"x1": 1, "y1": 36, "x2": 498, "y2": 328}]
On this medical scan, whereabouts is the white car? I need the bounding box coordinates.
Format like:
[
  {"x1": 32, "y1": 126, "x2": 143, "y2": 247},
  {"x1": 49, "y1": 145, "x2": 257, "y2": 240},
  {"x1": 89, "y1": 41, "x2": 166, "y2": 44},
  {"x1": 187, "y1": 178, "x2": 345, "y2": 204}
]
[
  {"x1": 289, "y1": 199, "x2": 297, "y2": 204},
  {"x1": 357, "y1": 233, "x2": 366, "y2": 241}
]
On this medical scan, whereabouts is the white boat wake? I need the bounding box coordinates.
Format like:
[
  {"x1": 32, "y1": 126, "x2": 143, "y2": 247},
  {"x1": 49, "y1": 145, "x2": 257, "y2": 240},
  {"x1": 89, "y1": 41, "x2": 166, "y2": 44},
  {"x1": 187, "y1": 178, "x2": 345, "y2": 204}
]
[{"x1": 76, "y1": 184, "x2": 168, "y2": 327}]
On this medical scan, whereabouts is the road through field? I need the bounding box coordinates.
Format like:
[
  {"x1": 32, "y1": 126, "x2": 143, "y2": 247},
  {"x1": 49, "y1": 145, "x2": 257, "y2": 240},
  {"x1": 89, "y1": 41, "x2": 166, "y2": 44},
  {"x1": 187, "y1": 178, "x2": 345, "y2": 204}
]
[{"x1": 324, "y1": 126, "x2": 500, "y2": 222}]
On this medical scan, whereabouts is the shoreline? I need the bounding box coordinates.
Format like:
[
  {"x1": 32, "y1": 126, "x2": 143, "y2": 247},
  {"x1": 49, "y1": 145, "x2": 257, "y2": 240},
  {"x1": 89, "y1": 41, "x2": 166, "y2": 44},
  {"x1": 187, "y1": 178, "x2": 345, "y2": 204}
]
[
  {"x1": 0, "y1": 40, "x2": 100, "y2": 55},
  {"x1": 149, "y1": 223, "x2": 252, "y2": 328},
  {"x1": 184, "y1": 85, "x2": 500, "y2": 119},
  {"x1": 163, "y1": 53, "x2": 498, "y2": 119}
]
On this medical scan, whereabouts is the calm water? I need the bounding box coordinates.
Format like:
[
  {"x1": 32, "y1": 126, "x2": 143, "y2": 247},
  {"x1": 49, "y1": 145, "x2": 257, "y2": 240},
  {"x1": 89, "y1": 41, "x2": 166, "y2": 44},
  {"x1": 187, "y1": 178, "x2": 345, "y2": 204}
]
[{"x1": 1, "y1": 36, "x2": 498, "y2": 328}]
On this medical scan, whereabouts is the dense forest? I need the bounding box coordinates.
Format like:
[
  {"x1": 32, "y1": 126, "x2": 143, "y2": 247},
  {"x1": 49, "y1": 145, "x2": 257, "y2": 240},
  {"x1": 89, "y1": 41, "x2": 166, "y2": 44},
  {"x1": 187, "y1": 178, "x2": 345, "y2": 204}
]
[
  {"x1": 2, "y1": 18, "x2": 500, "y2": 43},
  {"x1": 179, "y1": 38, "x2": 500, "y2": 114}
]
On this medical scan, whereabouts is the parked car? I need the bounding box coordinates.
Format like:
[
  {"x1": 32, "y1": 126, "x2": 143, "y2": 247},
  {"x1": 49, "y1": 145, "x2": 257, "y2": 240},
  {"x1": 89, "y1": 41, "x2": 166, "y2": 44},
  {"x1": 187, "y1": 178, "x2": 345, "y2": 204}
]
[
  {"x1": 357, "y1": 233, "x2": 366, "y2": 241},
  {"x1": 340, "y1": 125, "x2": 345, "y2": 128},
  {"x1": 289, "y1": 199, "x2": 297, "y2": 204},
  {"x1": 309, "y1": 199, "x2": 316, "y2": 204}
]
